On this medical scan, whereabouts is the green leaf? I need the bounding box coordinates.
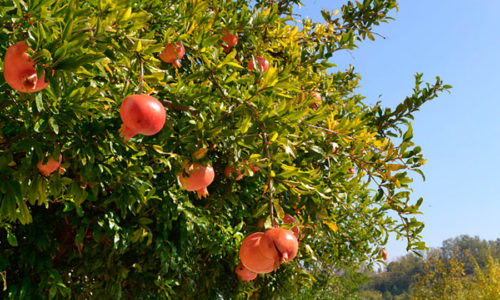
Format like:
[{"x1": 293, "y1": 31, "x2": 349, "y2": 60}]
[
  {"x1": 403, "y1": 122, "x2": 413, "y2": 142},
  {"x1": 7, "y1": 231, "x2": 18, "y2": 247},
  {"x1": 55, "y1": 54, "x2": 106, "y2": 71},
  {"x1": 62, "y1": 19, "x2": 75, "y2": 41},
  {"x1": 273, "y1": 198, "x2": 284, "y2": 219},
  {"x1": 35, "y1": 93, "x2": 44, "y2": 112},
  {"x1": 49, "y1": 117, "x2": 59, "y2": 134}
]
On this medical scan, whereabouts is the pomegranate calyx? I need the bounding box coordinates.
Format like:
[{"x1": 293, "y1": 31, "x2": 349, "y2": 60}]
[
  {"x1": 119, "y1": 124, "x2": 137, "y2": 142},
  {"x1": 196, "y1": 187, "x2": 209, "y2": 199},
  {"x1": 281, "y1": 252, "x2": 289, "y2": 263},
  {"x1": 22, "y1": 73, "x2": 38, "y2": 90}
]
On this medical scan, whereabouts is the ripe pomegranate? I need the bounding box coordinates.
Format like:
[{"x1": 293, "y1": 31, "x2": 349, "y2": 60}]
[
  {"x1": 259, "y1": 228, "x2": 299, "y2": 264},
  {"x1": 159, "y1": 42, "x2": 185, "y2": 68},
  {"x1": 308, "y1": 91, "x2": 322, "y2": 109},
  {"x1": 247, "y1": 57, "x2": 269, "y2": 73},
  {"x1": 382, "y1": 249, "x2": 388, "y2": 261},
  {"x1": 283, "y1": 215, "x2": 297, "y2": 224},
  {"x1": 3, "y1": 41, "x2": 49, "y2": 93},
  {"x1": 348, "y1": 167, "x2": 355, "y2": 175},
  {"x1": 224, "y1": 165, "x2": 243, "y2": 181},
  {"x1": 37, "y1": 154, "x2": 62, "y2": 176},
  {"x1": 178, "y1": 163, "x2": 215, "y2": 198},
  {"x1": 331, "y1": 142, "x2": 339, "y2": 154},
  {"x1": 119, "y1": 94, "x2": 166, "y2": 142},
  {"x1": 221, "y1": 29, "x2": 238, "y2": 52},
  {"x1": 240, "y1": 232, "x2": 276, "y2": 274},
  {"x1": 235, "y1": 262, "x2": 257, "y2": 281}
]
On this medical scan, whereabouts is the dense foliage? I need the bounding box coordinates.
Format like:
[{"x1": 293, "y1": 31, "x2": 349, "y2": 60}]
[{"x1": 0, "y1": 0, "x2": 449, "y2": 298}]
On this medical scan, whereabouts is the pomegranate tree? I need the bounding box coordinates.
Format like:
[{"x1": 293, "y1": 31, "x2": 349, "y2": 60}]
[
  {"x1": 239, "y1": 232, "x2": 275, "y2": 274},
  {"x1": 37, "y1": 154, "x2": 62, "y2": 176},
  {"x1": 159, "y1": 42, "x2": 185, "y2": 68},
  {"x1": 178, "y1": 163, "x2": 215, "y2": 198},
  {"x1": 258, "y1": 228, "x2": 299, "y2": 264},
  {"x1": 119, "y1": 94, "x2": 166, "y2": 142},
  {"x1": 247, "y1": 56, "x2": 269, "y2": 73},
  {"x1": 3, "y1": 41, "x2": 49, "y2": 93}
]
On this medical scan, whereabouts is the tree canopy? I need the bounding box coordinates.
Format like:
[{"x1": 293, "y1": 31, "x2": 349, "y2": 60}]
[{"x1": 0, "y1": 0, "x2": 449, "y2": 298}]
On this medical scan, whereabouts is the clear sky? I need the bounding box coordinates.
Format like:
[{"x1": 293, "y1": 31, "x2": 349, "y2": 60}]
[{"x1": 297, "y1": 0, "x2": 500, "y2": 260}]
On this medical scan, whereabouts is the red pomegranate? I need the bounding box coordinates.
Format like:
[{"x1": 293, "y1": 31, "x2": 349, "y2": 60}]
[
  {"x1": 308, "y1": 91, "x2": 322, "y2": 108},
  {"x1": 259, "y1": 228, "x2": 299, "y2": 264},
  {"x1": 37, "y1": 154, "x2": 62, "y2": 176},
  {"x1": 283, "y1": 215, "x2": 298, "y2": 224},
  {"x1": 224, "y1": 165, "x2": 243, "y2": 181},
  {"x1": 221, "y1": 29, "x2": 238, "y2": 52},
  {"x1": 382, "y1": 249, "x2": 388, "y2": 261},
  {"x1": 247, "y1": 57, "x2": 269, "y2": 73},
  {"x1": 178, "y1": 163, "x2": 215, "y2": 198},
  {"x1": 235, "y1": 262, "x2": 257, "y2": 281},
  {"x1": 119, "y1": 94, "x2": 166, "y2": 142},
  {"x1": 239, "y1": 232, "x2": 276, "y2": 274},
  {"x1": 331, "y1": 142, "x2": 339, "y2": 154},
  {"x1": 3, "y1": 41, "x2": 49, "y2": 93},
  {"x1": 159, "y1": 42, "x2": 185, "y2": 68}
]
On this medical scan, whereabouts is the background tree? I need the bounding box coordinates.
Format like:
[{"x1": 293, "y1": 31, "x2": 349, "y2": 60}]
[
  {"x1": 439, "y1": 235, "x2": 493, "y2": 274},
  {"x1": 0, "y1": 0, "x2": 449, "y2": 298},
  {"x1": 410, "y1": 250, "x2": 469, "y2": 300},
  {"x1": 410, "y1": 250, "x2": 500, "y2": 300}
]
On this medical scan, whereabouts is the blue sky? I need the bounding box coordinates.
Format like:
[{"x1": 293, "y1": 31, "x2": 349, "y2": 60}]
[{"x1": 297, "y1": 0, "x2": 500, "y2": 259}]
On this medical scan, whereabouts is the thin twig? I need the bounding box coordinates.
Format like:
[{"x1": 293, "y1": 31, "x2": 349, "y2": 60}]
[
  {"x1": 262, "y1": 131, "x2": 275, "y2": 226},
  {"x1": 139, "y1": 59, "x2": 144, "y2": 94},
  {"x1": 120, "y1": 80, "x2": 129, "y2": 99},
  {"x1": 162, "y1": 100, "x2": 198, "y2": 115}
]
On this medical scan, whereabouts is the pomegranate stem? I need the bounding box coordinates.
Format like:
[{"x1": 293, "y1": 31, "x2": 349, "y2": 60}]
[{"x1": 139, "y1": 58, "x2": 144, "y2": 94}]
